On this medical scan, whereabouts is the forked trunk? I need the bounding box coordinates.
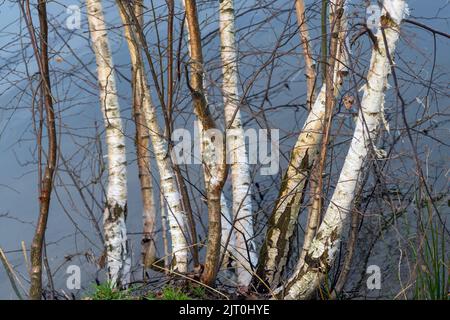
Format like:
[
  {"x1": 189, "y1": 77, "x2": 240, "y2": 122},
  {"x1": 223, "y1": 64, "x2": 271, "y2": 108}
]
[
  {"x1": 182, "y1": 0, "x2": 228, "y2": 286},
  {"x1": 276, "y1": 0, "x2": 408, "y2": 299},
  {"x1": 253, "y1": 0, "x2": 348, "y2": 291}
]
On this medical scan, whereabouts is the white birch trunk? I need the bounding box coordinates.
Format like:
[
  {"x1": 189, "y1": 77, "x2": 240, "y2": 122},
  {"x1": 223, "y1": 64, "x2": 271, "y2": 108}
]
[
  {"x1": 86, "y1": 0, "x2": 130, "y2": 287},
  {"x1": 296, "y1": 0, "x2": 349, "y2": 270},
  {"x1": 117, "y1": 2, "x2": 189, "y2": 273},
  {"x1": 278, "y1": 0, "x2": 408, "y2": 299},
  {"x1": 220, "y1": 193, "x2": 236, "y2": 270},
  {"x1": 160, "y1": 183, "x2": 171, "y2": 271},
  {"x1": 219, "y1": 0, "x2": 257, "y2": 288},
  {"x1": 142, "y1": 66, "x2": 189, "y2": 274}
]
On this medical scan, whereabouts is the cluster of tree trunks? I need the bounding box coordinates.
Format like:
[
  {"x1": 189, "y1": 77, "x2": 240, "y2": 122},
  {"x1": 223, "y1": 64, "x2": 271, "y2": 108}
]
[{"x1": 24, "y1": 0, "x2": 409, "y2": 299}]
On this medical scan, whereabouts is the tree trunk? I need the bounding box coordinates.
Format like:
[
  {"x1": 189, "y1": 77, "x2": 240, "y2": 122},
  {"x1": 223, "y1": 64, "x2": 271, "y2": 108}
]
[
  {"x1": 220, "y1": 193, "x2": 236, "y2": 272},
  {"x1": 86, "y1": 0, "x2": 130, "y2": 287},
  {"x1": 295, "y1": 0, "x2": 316, "y2": 109},
  {"x1": 276, "y1": 0, "x2": 408, "y2": 299},
  {"x1": 297, "y1": 0, "x2": 347, "y2": 272},
  {"x1": 116, "y1": 0, "x2": 190, "y2": 273},
  {"x1": 219, "y1": 0, "x2": 257, "y2": 289},
  {"x1": 183, "y1": 0, "x2": 228, "y2": 286},
  {"x1": 27, "y1": 0, "x2": 58, "y2": 300},
  {"x1": 125, "y1": 0, "x2": 157, "y2": 270},
  {"x1": 253, "y1": 0, "x2": 348, "y2": 292}
]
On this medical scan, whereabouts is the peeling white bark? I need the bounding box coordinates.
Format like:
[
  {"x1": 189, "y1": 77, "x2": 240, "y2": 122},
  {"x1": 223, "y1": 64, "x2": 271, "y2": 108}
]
[
  {"x1": 117, "y1": 2, "x2": 189, "y2": 273},
  {"x1": 220, "y1": 190, "x2": 236, "y2": 265},
  {"x1": 220, "y1": 0, "x2": 256, "y2": 287},
  {"x1": 143, "y1": 87, "x2": 189, "y2": 273},
  {"x1": 296, "y1": 0, "x2": 349, "y2": 272},
  {"x1": 127, "y1": 0, "x2": 157, "y2": 269},
  {"x1": 86, "y1": 0, "x2": 130, "y2": 287},
  {"x1": 160, "y1": 188, "x2": 171, "y2": 270},
  {"x1": 256, "y1": 0, "x2": 349, "y2": 289},
  {"x1": 279, "y1": 0, "x2": 408, "y2": 299},
  {"x1": 196, "y1": 109, "x2": 235, "y2": 280}
]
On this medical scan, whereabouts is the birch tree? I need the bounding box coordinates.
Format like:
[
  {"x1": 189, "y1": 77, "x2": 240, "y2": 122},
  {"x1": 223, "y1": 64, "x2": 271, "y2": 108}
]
[
  {"x1": 254, "y1": 0, "x2": 348, "y2": 291},
  {"x1": 297, "y1": 0, "x2": 348, "y2": 273},
  {"x1": 86, "y1": 0, "x2": 130, "y2": 287},
  {"x1": 116, "y1": 0, "x2": 190, "y2": 273},
  {"x1": 277, "y1": 0, "x2": 409, "y2": 299},
  {"x1": 219, "y1": 0, "x2": 257, "y2": 289},
  {"x1": 220, "y1": 193, "x2": 236, "y2": 274},
  {"x1": 126, "y1": 0, "x2": 157, "y2": 269},
  {"x1": 295, "y1": 0, "x2": 316, "y2": 110}
]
